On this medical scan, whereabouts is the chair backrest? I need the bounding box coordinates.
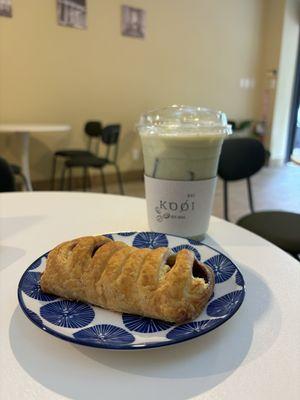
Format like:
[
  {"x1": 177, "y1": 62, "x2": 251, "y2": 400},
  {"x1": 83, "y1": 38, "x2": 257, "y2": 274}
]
[
  {"x1": 101, "y1": 124, "x2": 120, "y2": 144},
  {"x1": 84, "y1": 121, "x2": 102, "y2": 154},
  {"x1": 218, "y1": 138, "x2": 266, "y2": 181},
  {"x1": 0, "y1": 156, "x2": 15, "y2": 192},
  {"x1": 85, "y1": 121, "x2": 102, "y2": 138},
  {"x1": 101, "y1": 125, "x2": 121, "y2": 161}
]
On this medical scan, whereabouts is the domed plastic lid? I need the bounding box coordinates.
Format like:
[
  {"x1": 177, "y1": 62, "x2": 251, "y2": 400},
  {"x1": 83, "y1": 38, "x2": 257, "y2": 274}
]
[{"x1": 138, "y1": 105, "x2": 231, "y2": 136}]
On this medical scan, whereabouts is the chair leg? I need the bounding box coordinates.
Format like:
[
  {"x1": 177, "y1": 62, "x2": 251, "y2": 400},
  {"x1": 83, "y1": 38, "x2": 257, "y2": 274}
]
[
  {"x1": 68, "y1": 167, "x2": 73, "y2": 191},
  {"x1": 83, "y1": 168, "x2": 88, "y2": 191},
  {"x1": 87, "y1": 170, "x2": 92, "y2": 190},
  {"x1": 223, "y1": 180, "x2": 229, "y2": 221},
  {"x1": 60, "y1": 165, "x2": 67, "y2": 190},
  {"x1": 19, "y1": 171, "x2": 30, "y2": 191},
  {"x1": 100, "y1": 168, "x2": 107, "y2": 193},
  {"x1": 246, "y1": 177, "x2": 254, "y2": 213},
  {"x1": 114, "y1": 164, "x2": 124, "y2": 195},
  {"x1": 51, "y1": 155, "x2": 57, "y2": 190}
]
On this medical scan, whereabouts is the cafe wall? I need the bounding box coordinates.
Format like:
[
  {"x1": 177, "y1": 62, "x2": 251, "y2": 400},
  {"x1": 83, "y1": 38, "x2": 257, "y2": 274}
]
[
  {"x1": 259, "y1": 0, "x2": 285, "y2": 150},
  {"x1": 0, "y1": 0, "x2": 268, "y2": 182}
]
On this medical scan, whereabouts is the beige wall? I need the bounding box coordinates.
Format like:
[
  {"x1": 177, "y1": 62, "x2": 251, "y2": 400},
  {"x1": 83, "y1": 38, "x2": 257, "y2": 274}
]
[
  {"x1": 0, "y1": 0, "x2": 266, "y2": 182},
  {"x1": 260, "y1": 0, "x2": 285, "y2": 149},
  {"x1": 263, "y1": 0, "x2": 286, "y2": 69}
]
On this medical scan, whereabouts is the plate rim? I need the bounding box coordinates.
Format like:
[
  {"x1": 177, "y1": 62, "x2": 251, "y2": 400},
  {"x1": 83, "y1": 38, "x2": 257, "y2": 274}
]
[{"x1": 17, "y1": 231, "x2": 246, "y2": 350}]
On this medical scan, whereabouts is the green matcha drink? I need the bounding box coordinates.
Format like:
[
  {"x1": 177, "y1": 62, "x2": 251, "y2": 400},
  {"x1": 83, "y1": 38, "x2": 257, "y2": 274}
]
[
  {"x1": 140, "y1": 132, "x2": 225, "y2": 180},
  {"x1": 138, "y1": 105, "x2": 231, "y2": 238}
]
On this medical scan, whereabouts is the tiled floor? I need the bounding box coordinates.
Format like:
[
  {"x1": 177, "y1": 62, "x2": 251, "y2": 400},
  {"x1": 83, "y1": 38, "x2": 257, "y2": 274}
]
[{"x1": 103, "y1": 164, "x2": 300, "y2": 223}]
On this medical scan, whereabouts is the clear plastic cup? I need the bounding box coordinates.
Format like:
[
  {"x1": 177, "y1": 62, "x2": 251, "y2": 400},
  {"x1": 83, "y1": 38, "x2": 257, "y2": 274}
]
[{"x1": 137, "y1": 105, "x2": 231, "y2": 239}]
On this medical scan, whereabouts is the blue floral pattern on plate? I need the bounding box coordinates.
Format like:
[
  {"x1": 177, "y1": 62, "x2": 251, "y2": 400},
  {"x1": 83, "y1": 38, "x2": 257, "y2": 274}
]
[
  {"x1": 187, "y1": 238, "x2": 203, "y2": 246},
  {"x1": 235, "y1": 270, "x2": 244, "y2": 286},
  {"x1": 167, "y1": 319, "x2": 223, "y2": 340},
  {"x1": 171, "y1": 244, "x2": 201, "y2": 260},
  {"x1": 25, "y1": 308, "x2": 44, "y2": 327},
  {"x1": 205, "y1": 254, "x2": 236, "y2": 283},
  {"x1": 40, "y1": 300, "x2": 95, "y2": 328},
  {"x1": 18, "y1": 232, "x2": 245, "y2": 350},
  {"x1": 103, "y1": 234, "x2": 114, "y2": 241},
  {"x1": 207, "y1": 291, "x2": 244, "y2": 317},
  {"x1": 22, "y1": 272, "x2": 58, "y2": 301},
  {"x1": 133, "y1": 232, "x2": 168, "y2": 249},
  {"x1": 28, "y1": 257, "x2": 42, "y2": 270},
  {"x1": 123, "y1": 314, "x2": 173, "y2": 333},
  {"x1": 74, "y1": 324, "x2": 135, "y2": 345}
]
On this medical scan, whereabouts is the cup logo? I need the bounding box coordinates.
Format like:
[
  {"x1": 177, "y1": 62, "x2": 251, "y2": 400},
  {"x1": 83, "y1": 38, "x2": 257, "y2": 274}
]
[
  {"x1": 155, "y1": 207, "x2": 170, "y2": 222},
  {"x1": 154, "y1": 195, "x2": 195, "y2": 223},
  {"x1": 145, "y1": 176, "x2": 216, "y2": 237}
]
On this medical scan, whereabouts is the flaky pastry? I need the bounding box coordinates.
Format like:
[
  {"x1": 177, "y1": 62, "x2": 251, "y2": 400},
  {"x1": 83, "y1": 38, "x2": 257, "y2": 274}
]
[{"x1": 41, "y1": 235, "x2": 215, "y2": 323}]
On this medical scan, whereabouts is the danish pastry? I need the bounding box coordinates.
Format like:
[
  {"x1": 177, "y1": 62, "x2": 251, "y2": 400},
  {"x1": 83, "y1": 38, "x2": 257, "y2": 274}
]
[{"x1": 41, "y1": 235, "x2": 215, "y2": 324}]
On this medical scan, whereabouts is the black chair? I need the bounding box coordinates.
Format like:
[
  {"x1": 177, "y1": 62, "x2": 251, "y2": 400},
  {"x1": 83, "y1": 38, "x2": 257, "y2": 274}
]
[
  {"x1": 0, "y1": 156, "x2": 16, "y2": 192},
  {"x1": 61, "y1": 124, "x2": 124, "y2": 194},
  {"x1": 218, "y1": 138, "x2": 266, "y2": 221},
  {"x1": 10, "y1": 164, "x2": 30, "y2": 190},
  {"x1": 51, "y1": 121, "x2": 102, "y2": 189},
  {"x1": 238, "y1": 211, "x2": 300, "y2": 259},
  {"x1": 218, "y1": 137, "x2": 300, "y2": 259}
]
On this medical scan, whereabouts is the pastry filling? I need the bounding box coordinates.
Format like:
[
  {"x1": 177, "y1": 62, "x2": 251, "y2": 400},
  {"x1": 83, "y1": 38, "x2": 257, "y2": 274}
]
[
  {"x1": 158, "y1": 254, "x2": 209, "y2": 285},
  {"x1": 91, "y1": 244, "x2": 101, "y2": 257},
  {"x1": 159, "y1": 254, "x2": 176, "y2": 280},
  {"x1": 91, "y1": 241, "x2": 107, "y2": 257},
  {"x1": 192, "y1": 260, "x2": 209, "y2": 283},
  {"x1": 166, "y1": 254, "x2": 176, "y2": 267}
]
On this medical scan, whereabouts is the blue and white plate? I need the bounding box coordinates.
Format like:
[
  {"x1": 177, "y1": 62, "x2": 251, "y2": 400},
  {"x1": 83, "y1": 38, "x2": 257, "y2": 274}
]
[{"x1": 18, "y1": 232, "x2": 245, "y2": 350}]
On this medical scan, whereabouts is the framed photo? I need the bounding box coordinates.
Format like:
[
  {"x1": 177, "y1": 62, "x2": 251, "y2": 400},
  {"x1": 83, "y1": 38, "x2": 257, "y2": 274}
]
[
  {"x1": 0, "y1": 0, "x2": 12, "y2": 18},
  {"x1": 121, "y1": 5, "x2": 146, "y2": 39},
  {"x1": 57, "y1": 0, "x2": 87, "y2": 30}
]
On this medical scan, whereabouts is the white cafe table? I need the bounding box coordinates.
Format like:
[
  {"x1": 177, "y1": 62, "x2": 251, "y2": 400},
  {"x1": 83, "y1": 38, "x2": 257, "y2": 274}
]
[
  {"x1": 0, "y1": 192, "x2": 299, "y2": 400},
  {"x1": 0, "y1": 124, "x2": 71, "y2": 191}
]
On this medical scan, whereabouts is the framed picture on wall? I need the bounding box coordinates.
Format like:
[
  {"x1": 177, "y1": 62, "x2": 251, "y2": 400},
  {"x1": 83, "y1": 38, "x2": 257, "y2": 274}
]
[
  {"x1": 0, "y1": 0, "x2": 12, "y2": 18},
  {"x1": 121, "y1": 5, "x2": 146, "y2": 39},
  {"x1": 57, "y1": 0, "x2": 87, "y2": 29}
]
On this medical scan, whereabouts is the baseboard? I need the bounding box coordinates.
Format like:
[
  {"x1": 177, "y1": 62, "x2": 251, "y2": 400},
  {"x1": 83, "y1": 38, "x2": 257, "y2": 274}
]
[{"x1": 32, "y1": 169, "x2": 144, "y2": 191}]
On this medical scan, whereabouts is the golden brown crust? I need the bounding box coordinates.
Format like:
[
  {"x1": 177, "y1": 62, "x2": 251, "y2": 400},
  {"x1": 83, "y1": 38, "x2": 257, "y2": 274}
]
[{"x1": 40, "y1": 235, "x2": 215, "y2": 324}]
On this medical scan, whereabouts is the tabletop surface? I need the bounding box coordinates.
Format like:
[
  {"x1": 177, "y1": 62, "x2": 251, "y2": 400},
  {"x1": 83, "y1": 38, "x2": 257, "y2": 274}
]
[
  {"x1": 0, "y1": 124, "x2": 71, "y2": 132},
  {"x1": 1, "y1": 192, "x2": 299, "y2": 400}
]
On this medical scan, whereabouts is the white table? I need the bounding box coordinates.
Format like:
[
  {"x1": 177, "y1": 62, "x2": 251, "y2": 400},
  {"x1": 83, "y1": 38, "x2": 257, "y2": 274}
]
[
  {"x1": 0, "y1": 124, "x2": 71, "y2": 190},
  {"x1": 0, "y1": 192, "x2": 299, "y2": 400}
]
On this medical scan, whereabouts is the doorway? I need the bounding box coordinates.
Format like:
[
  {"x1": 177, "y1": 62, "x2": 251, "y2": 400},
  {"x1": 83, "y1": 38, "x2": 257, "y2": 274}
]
[{"x1": 287, "y1": 32, "x2": 300, "y2": 164}]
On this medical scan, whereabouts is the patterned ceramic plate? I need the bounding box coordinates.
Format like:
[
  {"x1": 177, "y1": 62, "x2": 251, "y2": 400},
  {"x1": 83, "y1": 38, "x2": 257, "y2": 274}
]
[{"x1": 18, "y1": 232, "x2": 245, "y2": 350}]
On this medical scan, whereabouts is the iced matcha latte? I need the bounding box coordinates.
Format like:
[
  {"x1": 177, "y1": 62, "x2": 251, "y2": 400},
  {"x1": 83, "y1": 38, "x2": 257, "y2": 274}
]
[{"x1": 138, "y1": 105, "x2": 231, "y2": 238}]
